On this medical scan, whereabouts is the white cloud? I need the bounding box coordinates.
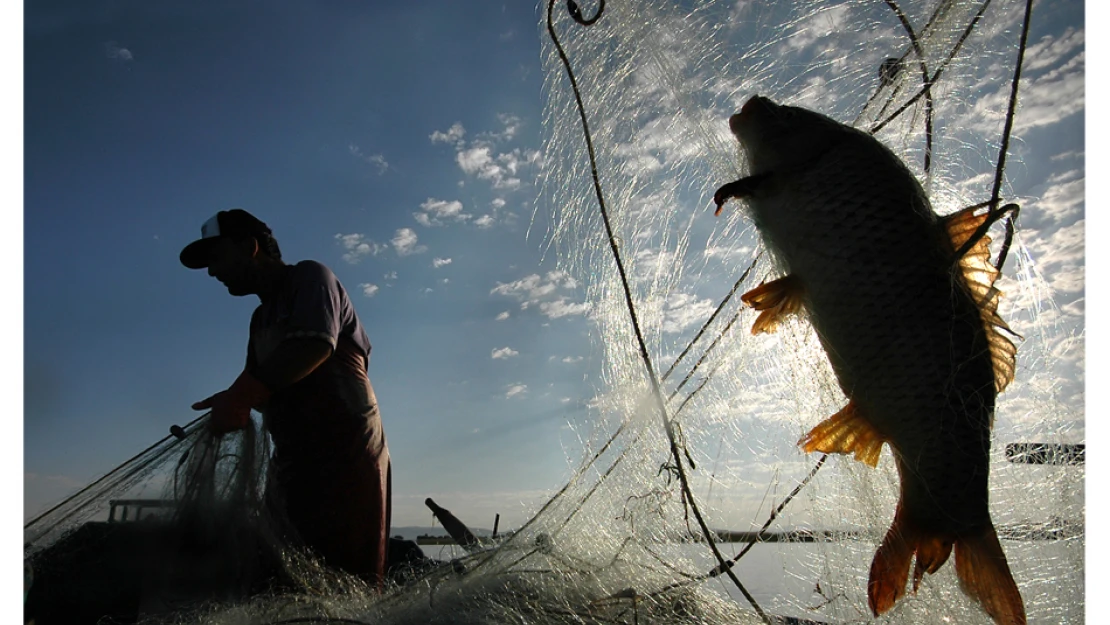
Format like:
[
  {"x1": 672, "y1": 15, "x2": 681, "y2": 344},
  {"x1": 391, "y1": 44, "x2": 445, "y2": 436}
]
[
  {"x1": 348, "y1": 143, "x2": 389, "y2": 174},
  {"x1": 106, "y1": 42, "x2": 133, "y2": 61},
  {"x1": 335, "y1": 233, "x2": 387, "y2": 264},
  {"x1": 505, "y1": 384, "x2": 528, "y2": 399},
  {"x1": 490, "y1": 271, "x2": 588, "y2": 320},
  {"x1": 384, "y1": 271, "x2": 398, "y2": 281},
  {"x1": 359, "y1": 283, "x2": 379, "y2": 298},
  {"x1": 391, "y1": 228, "x2": 427, "y2": 256},
  {"x1": 779, "y1": 5, "x2": 853, "y2": 53},
  {"x1": 430, "y1": 122, "x2": 466, "y2": 146},
  {"x1": 539, "y1": 298, "x2": 592, "y2": 319},
  {"x1": 662, "y1": 292, "x2": 717, "y2": 334},
  {"x1": 496, "y1": 311, "x2": 510, "y2": 321},
  {"x1": 1024, "y1": 27, "x2": 1083, "y2": 72},
  {"x1": 458, "y1": 147, "x2": 494, "y2": 175},
  {"x1": 433, "y1": 257, "x2": 453, "y2": 268},
  {"x1": 455, "y1": 146, "x2": 536, "y2": 191},
  {"x1": 492, "y1": 347, "x2": 519, "y2": 360},
  {"x1": 957, "y1": 45, "x2": 1084, "y2": 135},
  {"x1": 475, "y1": 215, "x2": 495, "y2": 229},
  {"x1": 1022, "y1": 220, "x2": 1084, "y2": 295},
  {"x1": 484, "y1": 113, "x2": 521, "y2": 142},
  {"x1": 1032, "y1": 175, "x2": 1084, "y2": 224},
  {"x1": 1050, "y1": 150, "x2": 1083, "y2": 162},
  {"x1": 561, "y1": 356, "x2": 583, "y2": 363},
  {"x1": 416, "y1": 198, "x2": 471, "y2": 227}
]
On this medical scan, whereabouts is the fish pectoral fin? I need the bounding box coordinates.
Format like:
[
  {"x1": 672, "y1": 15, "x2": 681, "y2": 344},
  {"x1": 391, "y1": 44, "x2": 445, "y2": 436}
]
[
  {"x1": 942, "y1": 206, "x2": 1019, "y2": 396},
  {"x1": 711, "y1": 172, "x2": 770, "y2": 216},
  {"x1": 798, "y1": 401, "x2": 886, "y2": 467},
  {"x1": 740, "y1": 275, "x2": 805, "y2": 335}
]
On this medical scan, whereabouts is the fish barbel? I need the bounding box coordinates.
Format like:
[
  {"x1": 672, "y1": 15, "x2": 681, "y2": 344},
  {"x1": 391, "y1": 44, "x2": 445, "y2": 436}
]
[{"x1": 711, "y1": 95, "x2": 1024, "y2": 624}]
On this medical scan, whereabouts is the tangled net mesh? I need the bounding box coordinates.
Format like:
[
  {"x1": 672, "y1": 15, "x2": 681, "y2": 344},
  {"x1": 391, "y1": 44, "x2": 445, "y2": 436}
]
[{"x1": 24, "y1": 1, "x2": 1082, "y2": 624}]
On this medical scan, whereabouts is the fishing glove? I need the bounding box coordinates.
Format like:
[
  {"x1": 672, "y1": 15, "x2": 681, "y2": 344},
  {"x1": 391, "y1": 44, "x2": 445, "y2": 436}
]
[{"x1": 192, "y1": 370, "x2": 272, "y2": 434}]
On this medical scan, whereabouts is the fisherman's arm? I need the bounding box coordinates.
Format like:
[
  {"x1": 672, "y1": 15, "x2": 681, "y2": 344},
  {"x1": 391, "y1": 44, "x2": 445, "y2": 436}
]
[
  {"x1": 194, "y1": 262, "x2": 344, "y2": 433},
  {"x1": 252, "y1": 338, "x2": 333, "y2": 389},
  {"x1": 192, "y1": 339, "x2": 333, "y2": 433}
]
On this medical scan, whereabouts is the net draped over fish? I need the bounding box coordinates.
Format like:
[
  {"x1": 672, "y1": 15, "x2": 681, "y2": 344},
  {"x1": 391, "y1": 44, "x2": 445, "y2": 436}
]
[{"x1": 23, "y1": 1, "x2": 1083, "y2": 624}]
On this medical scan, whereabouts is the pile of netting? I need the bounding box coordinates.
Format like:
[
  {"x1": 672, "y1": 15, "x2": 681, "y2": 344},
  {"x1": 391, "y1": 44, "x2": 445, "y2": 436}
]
[
  {"x1": 23, "y1": 416, "x2": 375, "y2": 625},
  {"x1": 24, "y1": 1, "x2": 1083, "y2": 624}
]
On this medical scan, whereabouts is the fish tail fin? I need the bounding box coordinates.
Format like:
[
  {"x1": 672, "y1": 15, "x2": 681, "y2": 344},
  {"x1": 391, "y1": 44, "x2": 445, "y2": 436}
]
[
  {"x1": 867, "y1": 504, "x2": 954, "y2": 616},
  {"x1": 868, "y1": 506, "x2": 1026, "y2": 625},
  {"x1": 954, "y1": 523, "x2": 1027, "y2": 625}
]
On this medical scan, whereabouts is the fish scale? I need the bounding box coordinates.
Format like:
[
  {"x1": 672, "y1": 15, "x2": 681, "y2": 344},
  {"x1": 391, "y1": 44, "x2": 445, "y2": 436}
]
[{"x1": 711, "y1": 95, "x2": 1024, "y2": 625}]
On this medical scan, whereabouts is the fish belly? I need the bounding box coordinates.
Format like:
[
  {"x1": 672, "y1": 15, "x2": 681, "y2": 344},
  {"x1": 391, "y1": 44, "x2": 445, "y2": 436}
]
[{"x1": 748, "y1": 134, "x2": 997, "y2": 534}]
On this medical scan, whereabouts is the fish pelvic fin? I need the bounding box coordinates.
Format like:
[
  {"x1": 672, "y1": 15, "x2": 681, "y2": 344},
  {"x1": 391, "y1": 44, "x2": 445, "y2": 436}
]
[
  {"x1": 868, "y1": 503, "x2": 916, "y2": 616},
  {"x1": 954, "y1": 523, "x2": 1027, "y2": 625},
  {"x1": 942, "y1": 206, "x2": 1019, "y2": 396},
  {"x1": 798, "y1": 401, "x2": 885, "y2": 467},
  {"x1": 740, "y1": 275, "x2": 805, "y2": 335},
  {"x1": 869, "y1": 505, "x2": 955, "y2": 614}
]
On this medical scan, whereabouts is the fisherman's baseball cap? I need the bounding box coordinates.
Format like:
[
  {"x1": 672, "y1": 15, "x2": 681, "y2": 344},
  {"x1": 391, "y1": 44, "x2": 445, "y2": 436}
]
[{"x1": 180, "y1": 209, "x2": 273, "y2": 269}]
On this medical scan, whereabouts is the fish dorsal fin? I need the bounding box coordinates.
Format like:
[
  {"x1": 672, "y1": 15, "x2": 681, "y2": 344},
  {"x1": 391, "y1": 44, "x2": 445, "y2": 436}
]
[{"x1": 942, "y1": 207, "x2": 1018, "y2": 395}]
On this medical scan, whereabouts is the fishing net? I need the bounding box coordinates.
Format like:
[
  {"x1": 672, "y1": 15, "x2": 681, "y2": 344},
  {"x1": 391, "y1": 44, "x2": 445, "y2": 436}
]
[
  {"x1": 24, "y1": 1, "x2": 1083, "y2": 624},
  {"x1": 23, "y1": 416, "x2": 372, "y2": 624}
]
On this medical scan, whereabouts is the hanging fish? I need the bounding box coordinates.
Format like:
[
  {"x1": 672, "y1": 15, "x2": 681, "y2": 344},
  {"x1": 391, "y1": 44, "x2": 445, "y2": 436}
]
[{"x1": 711, "y1": 95, "x2": 1024, "y2": 625}]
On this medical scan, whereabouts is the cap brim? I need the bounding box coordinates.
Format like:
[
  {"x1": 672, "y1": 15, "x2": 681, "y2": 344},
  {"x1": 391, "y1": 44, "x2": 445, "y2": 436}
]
[{"x1": 180, "y1": 237, "x2": 221, "y2": 269}]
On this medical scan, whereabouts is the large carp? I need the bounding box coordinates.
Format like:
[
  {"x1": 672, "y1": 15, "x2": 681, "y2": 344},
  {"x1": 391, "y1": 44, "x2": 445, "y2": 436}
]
[{"x1": 712, "y1": 95, "x2": 1024, "y2": 625}]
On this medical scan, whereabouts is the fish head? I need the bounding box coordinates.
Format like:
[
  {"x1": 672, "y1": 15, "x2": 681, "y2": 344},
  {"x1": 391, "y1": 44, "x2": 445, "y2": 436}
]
[{"x1": 729, "y1": 95, "x2": 849, "y2": 174}]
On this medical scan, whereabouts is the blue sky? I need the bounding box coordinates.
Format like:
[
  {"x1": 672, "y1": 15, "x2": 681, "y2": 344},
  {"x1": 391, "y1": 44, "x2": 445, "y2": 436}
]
[{"x1": 21, "y1": 0, "x2": 1091, "y2": 540}]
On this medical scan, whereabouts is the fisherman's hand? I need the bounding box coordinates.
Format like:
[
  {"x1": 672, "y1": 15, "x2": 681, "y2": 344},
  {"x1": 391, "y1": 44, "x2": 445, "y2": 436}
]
[{"x1": 192, "y1": 371, "x2": 273, "y2": 435}]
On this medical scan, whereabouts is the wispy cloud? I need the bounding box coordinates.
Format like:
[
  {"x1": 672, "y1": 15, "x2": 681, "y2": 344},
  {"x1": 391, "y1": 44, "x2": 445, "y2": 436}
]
[
  {"x1": 480, "y1": 113, "x2": 522, "y2": 143},
  {"x1": 1024, "y1": 27, "x2": 1083, "y2": 72},
  {"x1": 457, "y1": 147, "x2": 522, "y2": 190},
  {"x1": 430, "y1": 122, "x2": 466, "y2": 147},
  {"x1": 349, "y1": 143, "x2": 389, "y2": 174},
  {"x1": 491, "y1": 271, "x2": 576, "y2": 300},
  {"x1": 661, "y1": 292, "x2": 717, "y2": 334},
  {"x1": 491, "y1": 272, "x2": 591, "y2": 321},
  {"x1": 1032, "y1": 174, "x2": 1084, "y2": 225},
  {"x1": 1022, "y1": 220, "x2": 1084, "y2": 295},
  {"x1": 539, "y1": 299, "x2": 592, "y2": 319},
  {"x1": 491, "y1": 347, "x2": 519, "y2": 360},
  {"x1": 391, "y1": 228, "x2": 427, "y2": 256},
  {"x1": 359, "y1": 283, "x2": 379, "y2": 297},
  {"x1": 956, "y1": 35, "x2": 1084, "y2": 135},
  {"x1": 505, "y1": 384, "x2": 528, "y2": 399},
  {"x1": 415, "y1": 198, "x2": 471, "y2": 227},
  {"x1": 432, "y1": 257, "x2": 453, "y2": 268},
  {"x1": 496, "y1": 311, "x2": 510, "y2": 321},
  {"x1": 439, "y1": 116, "x2": 542, "y2": 200},
  {"x1": 105, "y1": 42, "x2": 133, "y2": 61},
  {"x1": 335, "y1": 233, "x2": 387, "y2": 264}
]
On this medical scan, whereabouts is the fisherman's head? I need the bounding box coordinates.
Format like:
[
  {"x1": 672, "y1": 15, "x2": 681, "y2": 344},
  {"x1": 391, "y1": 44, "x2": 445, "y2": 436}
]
[{"x1": 180, "y1": 209, "x2": 284, "y2": 297}]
